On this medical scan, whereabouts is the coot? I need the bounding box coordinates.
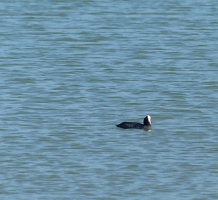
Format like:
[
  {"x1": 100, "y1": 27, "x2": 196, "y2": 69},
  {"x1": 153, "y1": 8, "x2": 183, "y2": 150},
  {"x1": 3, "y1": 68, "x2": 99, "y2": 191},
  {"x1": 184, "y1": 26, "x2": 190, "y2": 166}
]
[{"x1": 116, "y1": 115, "x2": 151, "y2": 129}]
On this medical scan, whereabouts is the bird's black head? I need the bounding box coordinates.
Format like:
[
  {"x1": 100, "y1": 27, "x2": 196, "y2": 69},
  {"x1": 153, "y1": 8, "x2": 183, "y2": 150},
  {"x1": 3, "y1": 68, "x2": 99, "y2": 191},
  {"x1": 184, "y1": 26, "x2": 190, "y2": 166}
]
[{"x1": 144, "y1": 115, "x2": 151, "y2": 125}]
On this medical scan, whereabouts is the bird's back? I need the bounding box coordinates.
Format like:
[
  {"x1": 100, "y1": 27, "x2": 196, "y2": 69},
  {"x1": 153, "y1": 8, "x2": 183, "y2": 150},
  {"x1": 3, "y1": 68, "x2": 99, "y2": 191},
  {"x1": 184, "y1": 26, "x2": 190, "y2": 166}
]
[{"x1": 116, "y1": 122, "x2": 144, "y2": 129}]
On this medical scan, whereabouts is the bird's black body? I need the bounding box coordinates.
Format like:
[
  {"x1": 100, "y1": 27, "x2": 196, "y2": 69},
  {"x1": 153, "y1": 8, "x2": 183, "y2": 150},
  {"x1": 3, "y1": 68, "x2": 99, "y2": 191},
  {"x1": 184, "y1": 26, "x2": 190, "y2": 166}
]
[
  {"x1": 116, "y1": 122, "x2": 144, "y2": 129},
  {"x1": 116, "y1": 115, "x2": 151, "y2": 129}
]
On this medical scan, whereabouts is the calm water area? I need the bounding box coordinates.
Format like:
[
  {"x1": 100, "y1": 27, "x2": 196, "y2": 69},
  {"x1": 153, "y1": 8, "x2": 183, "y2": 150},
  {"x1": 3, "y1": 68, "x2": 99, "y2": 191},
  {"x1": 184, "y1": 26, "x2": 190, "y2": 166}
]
[{"x1": 1, "y1": 0, "x2": 218, "y2": 199}]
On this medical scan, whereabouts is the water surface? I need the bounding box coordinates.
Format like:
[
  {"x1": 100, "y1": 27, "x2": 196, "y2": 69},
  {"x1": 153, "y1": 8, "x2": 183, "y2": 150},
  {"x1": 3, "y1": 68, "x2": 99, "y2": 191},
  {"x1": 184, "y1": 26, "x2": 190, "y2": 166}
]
[{"x1": 1, "y1": 0, "x2": 218, "y2": 199}]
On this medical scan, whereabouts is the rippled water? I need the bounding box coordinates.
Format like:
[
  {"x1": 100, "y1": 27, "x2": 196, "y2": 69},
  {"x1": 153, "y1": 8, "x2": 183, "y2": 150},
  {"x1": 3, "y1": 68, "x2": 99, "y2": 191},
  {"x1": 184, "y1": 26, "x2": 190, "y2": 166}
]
[{"x1": 1, "y1": 0, "x2": 218, "y2": 199}]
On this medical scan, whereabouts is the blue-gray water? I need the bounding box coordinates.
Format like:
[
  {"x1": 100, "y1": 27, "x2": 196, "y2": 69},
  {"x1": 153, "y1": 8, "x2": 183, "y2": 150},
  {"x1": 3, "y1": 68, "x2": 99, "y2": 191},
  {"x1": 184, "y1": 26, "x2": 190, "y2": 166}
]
[{"x1": 1, "y1": 1, "x2": 218, "y2": 199}]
